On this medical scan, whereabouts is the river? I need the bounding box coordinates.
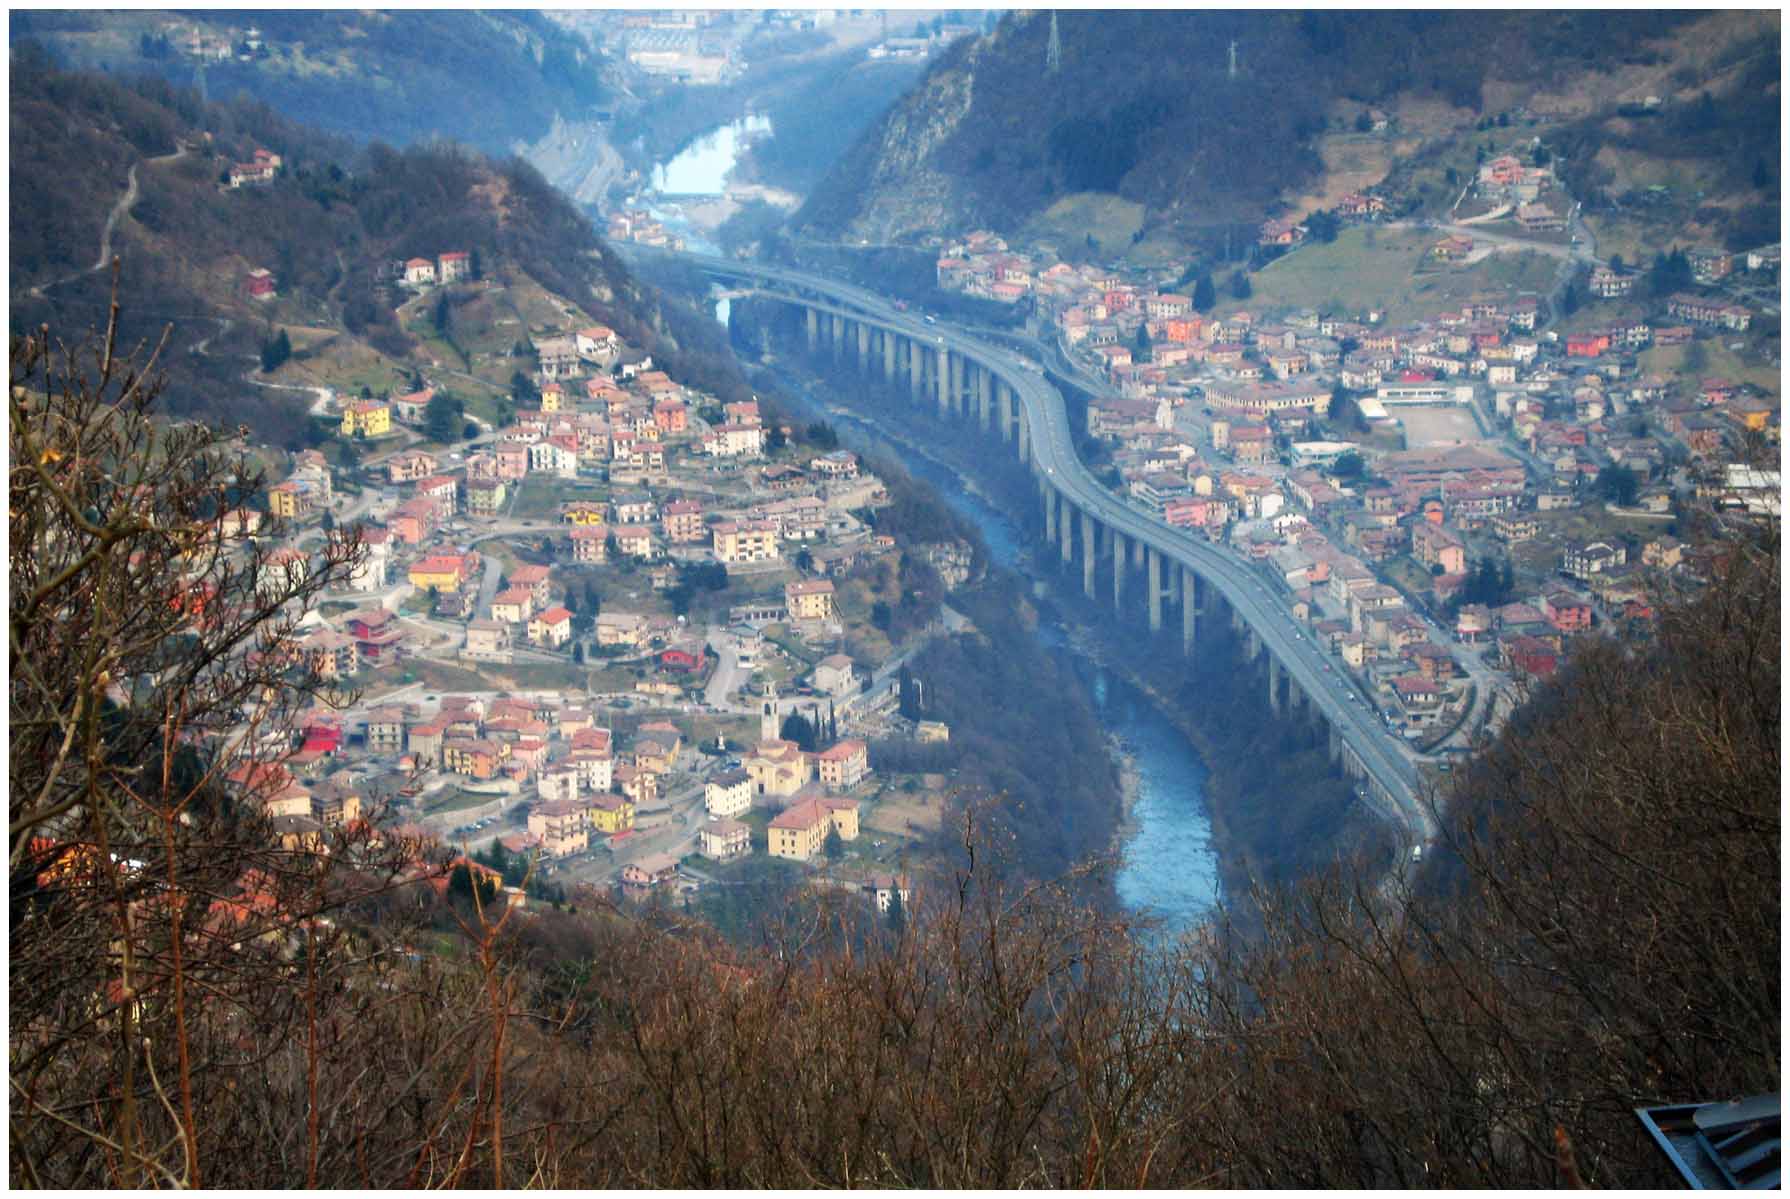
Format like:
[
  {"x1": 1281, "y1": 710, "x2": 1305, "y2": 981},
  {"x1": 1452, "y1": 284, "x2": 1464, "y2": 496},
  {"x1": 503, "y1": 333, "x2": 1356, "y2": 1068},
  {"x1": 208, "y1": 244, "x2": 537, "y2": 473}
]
[
  {"x1": 648, "y1": 117, "x2": 1220, "y2": 931},
  {"x1": 773, "y1": 382, "x2": 1222, "y2": 933},
  {"x1": 645, "y1": 114, "x2": 775, "y2": 329}
]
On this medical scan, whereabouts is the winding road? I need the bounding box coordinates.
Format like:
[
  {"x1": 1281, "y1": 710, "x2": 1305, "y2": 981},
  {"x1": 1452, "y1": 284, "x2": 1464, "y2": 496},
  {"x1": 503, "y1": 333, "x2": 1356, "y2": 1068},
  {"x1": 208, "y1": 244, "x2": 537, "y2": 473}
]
[{"x1": 28, "y1": 141, "x2": 188, "y2": 299}]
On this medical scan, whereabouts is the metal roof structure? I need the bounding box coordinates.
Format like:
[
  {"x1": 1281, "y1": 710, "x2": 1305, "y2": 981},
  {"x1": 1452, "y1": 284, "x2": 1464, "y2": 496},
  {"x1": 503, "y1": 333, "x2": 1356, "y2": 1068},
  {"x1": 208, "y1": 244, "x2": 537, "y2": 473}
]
[{"x1": 1635, "y1": 1094, "x2": 1780, "y2": 1189}]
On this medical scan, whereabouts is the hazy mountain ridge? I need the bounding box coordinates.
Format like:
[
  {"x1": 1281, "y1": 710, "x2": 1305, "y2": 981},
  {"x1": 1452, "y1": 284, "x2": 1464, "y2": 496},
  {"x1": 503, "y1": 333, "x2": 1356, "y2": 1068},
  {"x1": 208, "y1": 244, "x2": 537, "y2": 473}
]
[
  {"x1": 10, "y1": 10, "x2": 619, "y2": 159},
  {"x1": 795, "y1": 10, "x2": 1706, "y2": 245}
]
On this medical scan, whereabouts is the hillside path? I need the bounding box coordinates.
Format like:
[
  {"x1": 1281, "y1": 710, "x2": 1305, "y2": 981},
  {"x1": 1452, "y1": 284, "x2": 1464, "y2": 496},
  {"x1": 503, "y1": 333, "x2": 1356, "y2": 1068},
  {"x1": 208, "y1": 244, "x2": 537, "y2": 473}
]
[{"x1": 28, "y1": 141, "x2": 188, "y2": 299}]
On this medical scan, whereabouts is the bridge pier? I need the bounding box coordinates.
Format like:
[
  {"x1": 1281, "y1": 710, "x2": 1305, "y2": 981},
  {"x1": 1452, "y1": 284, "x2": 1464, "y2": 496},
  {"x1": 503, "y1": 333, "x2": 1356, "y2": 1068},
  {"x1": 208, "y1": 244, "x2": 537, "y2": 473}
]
[
  {"x1": 1181, "y1": 565, "x2": 1198, "y2": 654},
  {"x1": 691, "y1": 274, "x2": 1413, "y2": 824},
  {"x1": 1112, "y1": 530, "x2": 1126, "y2": 608},
  {"x1": 1147, "y1": 546, "x2": 1163, "y2": 633},
  {"x1": 1081, "y1": 508, "x2": 1097, "y2": 599}
]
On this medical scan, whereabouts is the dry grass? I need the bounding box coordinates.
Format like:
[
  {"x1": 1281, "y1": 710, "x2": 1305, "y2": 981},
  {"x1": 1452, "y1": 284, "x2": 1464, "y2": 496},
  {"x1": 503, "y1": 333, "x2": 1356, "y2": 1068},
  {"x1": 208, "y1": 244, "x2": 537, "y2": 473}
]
[
  {"x1": 864, "y1": 787, "x2": 946, "y2": 836},
  {"x1": 282, "y1": 333, "x2": 414, "y2": 398},
  {"x1": 1505, "y1": 10, "x2": 1778, "y2": 117},
  {"x1": 1239, "y1": 225, "x2": 1560, "y2": 324},
  {"x1": 1282, "y1": 132, "x2": 1396, "y2": 221},
  {"x1": 1641, "y1": 341, "x2": 1780, "y2": 397},
  {"x1": 1021, "y1": 192, "x2": 1146, "y2": 258}
]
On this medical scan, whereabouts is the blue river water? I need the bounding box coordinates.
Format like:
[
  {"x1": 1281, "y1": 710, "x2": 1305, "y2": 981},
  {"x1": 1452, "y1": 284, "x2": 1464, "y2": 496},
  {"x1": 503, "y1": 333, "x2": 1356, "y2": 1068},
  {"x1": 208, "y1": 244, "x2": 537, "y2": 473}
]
[{"x1": 780, "y1": 389, "x2": 1222, "y2": 932}]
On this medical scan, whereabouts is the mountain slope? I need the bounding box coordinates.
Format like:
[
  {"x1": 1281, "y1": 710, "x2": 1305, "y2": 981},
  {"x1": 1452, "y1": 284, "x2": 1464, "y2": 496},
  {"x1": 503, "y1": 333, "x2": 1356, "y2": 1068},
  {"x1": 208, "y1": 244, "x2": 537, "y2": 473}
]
[
  {"x1": 9, "y1": 55, "x2": 746, "y2": 446},
  {"x1": 794, "y1": 10, "x2": 1698, "y2": 246},
  {"x1": 9, "y1": 10, "x2": 617, "y2": 158}
]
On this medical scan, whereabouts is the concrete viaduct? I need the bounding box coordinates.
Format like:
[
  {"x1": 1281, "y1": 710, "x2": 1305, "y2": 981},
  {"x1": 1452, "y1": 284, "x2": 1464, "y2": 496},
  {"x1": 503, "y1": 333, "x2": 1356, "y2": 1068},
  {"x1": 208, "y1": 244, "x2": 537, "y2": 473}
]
[{"x1": 616, "y1": 246, "x2": 1431, "y2": 845}]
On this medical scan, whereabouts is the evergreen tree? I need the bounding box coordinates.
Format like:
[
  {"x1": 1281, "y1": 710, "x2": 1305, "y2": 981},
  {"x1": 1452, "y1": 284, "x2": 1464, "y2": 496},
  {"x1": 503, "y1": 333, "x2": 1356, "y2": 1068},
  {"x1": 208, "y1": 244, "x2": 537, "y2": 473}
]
[
  {"x1": 885, "y1": 886, "x2": 907, "y2": 936},
  {"x1": 1595, "y1": 465, "x2": 1639, "y2": 507},
  {"x1": 424, "y1": 389, "x2": 462, "y2": 443},
  {"x1": 1132, "y1": 323, "x2": 1152, "y2": 363},
  {"x1": 1228, "y1": 270, "x2": 1252, "y2": 301},
  {"x1": 780, "y1": 712, "x2": 818, "y2": 752},
  {"x1": 572, "y1": 641, "x2": 585, "y2": 665},
  {"x1": 823, "y1": 825, "x2": 844, "y2": 862},
  {"x1": 1191, "y1": 274, "x2": 1216, "y2": 312},
  {"x1": 260, "y1": 329, "x2": 291, "y2": 374}
]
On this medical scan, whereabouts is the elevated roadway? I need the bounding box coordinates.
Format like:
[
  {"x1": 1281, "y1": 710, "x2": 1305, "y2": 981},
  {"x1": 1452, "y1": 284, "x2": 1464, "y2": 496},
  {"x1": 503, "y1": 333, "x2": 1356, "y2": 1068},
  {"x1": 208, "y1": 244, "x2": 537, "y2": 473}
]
[{"x1": 617, "y1": 244, "x2": 1433, "y2": 845}]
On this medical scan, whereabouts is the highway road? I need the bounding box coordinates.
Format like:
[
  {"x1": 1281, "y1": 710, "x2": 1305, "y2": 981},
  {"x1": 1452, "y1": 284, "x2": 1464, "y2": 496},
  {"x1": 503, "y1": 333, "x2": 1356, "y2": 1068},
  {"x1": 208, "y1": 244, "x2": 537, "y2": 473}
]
[{"x1": 618, "y1": 244, "x2": 1434, "y2": 845}]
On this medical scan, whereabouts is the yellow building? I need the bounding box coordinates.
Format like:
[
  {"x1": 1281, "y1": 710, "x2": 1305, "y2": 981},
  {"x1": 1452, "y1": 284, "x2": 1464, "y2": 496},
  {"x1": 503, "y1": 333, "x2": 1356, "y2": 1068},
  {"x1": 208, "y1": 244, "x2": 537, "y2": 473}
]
[
  {"x1": 745, "y1": 739, "x2": 811, "y2": 799},
  {"x1": 768, "y1": 797, "x2": 859, "y2": 861},
  {"x1": 588, "y1": 793, "x2": 635, "y2": 835},
  {"x1": 528, "y1": 800, "x2": 588, "y2": 857},
  {"x1": 540, "y1": 383, "x2": 564, "y2": 413},
  {"x1": 561, "y1": 501, "x2": 608, "y2": 526},
  {"x1": 407, "y1": 554, "x2": 470, "y2": 593},
  {"x1": 712, "y1": 519, "x2": 781, "y2": 565},
  {"x1": 340, "y1": 400, "x2": 392, "y2": 438},
  {"x1": 785, "y1": 579, "x2": 836, "y2": 622},
  {"x1": 268, "y1": 482, "x2": 303, "y2": 519}
]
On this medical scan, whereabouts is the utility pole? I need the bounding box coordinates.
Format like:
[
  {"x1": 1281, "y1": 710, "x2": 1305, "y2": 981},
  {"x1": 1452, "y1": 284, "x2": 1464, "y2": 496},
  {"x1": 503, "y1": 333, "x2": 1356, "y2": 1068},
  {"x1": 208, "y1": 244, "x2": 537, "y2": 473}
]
[{"x1": 1046, "y1": 12, "x2": 1061, "y2": 74}]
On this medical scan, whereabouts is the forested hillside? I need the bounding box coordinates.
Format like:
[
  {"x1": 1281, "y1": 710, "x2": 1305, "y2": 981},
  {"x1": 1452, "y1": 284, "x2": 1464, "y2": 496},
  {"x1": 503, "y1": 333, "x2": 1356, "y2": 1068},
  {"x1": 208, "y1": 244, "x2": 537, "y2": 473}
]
[
  {"x1": 9, "y1": 54, "x2": 748, "y2": 445},
  {"x1": 795, "y1": 10, "x2": 1695, "y2": 244},
  {"x1": 9, "y1": 10, "x2": 615, "y2": 158}
]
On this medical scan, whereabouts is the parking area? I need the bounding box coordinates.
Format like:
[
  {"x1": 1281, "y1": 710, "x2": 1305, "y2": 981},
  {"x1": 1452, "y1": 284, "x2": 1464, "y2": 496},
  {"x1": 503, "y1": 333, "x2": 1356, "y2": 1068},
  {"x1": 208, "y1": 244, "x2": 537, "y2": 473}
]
[{"x1": 1390, "y1": 403, "x2": 1486, "y2": 447}]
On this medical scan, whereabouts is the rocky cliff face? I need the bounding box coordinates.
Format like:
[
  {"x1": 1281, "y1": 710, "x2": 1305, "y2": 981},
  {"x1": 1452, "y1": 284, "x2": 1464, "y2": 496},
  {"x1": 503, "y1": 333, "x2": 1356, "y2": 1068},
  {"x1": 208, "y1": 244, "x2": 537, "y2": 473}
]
[{"x1": 818, "y1": 29, "x2": 991, "y2": 242}]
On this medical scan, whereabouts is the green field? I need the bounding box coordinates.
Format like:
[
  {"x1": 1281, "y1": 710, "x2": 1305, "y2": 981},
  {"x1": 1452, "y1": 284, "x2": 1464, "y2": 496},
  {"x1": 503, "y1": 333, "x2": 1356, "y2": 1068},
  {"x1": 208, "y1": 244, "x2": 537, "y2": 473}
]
[
  {"x1": 1641, "y1": 340, "x2": 1780, "y2": 397},
  {"x1": 1233, "y1": 227, "x2": 1558, "y2": 323},
  {"x1": 425, "y1": 788, "x2": 499, "y2": 815},
  {"x1": 508, "y1": 475, "x2": 607, "y2": 519},
  {"x1": 1022, "y1": 192, "x2": 1146, "y2": 257}
]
